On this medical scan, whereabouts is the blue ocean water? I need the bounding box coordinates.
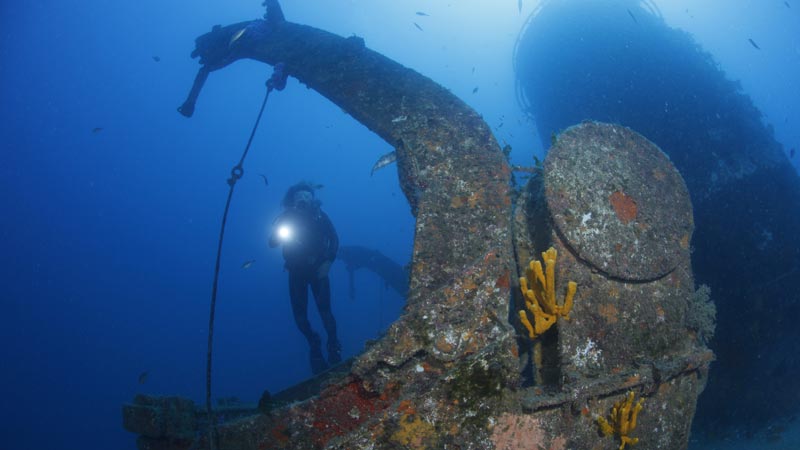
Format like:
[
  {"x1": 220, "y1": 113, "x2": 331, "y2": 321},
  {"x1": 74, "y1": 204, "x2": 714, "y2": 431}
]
[{"x1": 0, "y1": 1, "x2": 797, "y2": 449}]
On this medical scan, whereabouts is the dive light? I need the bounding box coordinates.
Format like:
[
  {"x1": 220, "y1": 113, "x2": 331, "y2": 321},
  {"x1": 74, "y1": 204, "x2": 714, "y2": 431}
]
[{"x1": 277, "y1": 224, "x2": 293, "y2": 242}]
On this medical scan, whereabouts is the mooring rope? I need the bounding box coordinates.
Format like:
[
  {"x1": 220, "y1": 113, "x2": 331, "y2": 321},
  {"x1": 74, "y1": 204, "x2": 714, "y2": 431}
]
[{"x1": 206, "y1": 63, "x2": 288, "y2": 450}]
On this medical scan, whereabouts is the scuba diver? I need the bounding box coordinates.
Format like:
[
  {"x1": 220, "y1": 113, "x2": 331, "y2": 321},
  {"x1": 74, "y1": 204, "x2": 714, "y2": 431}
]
[{"x1": 269, "y1": 182, "x2": 340, "y2": 374}]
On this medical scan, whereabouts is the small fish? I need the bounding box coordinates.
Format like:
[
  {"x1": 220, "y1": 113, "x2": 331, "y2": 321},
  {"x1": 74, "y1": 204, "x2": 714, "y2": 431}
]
[
  {"x1": 241, "y1": 260, "x2": 256, "y2": 269},
  {"x1": 92, "y1": 127, "x2": 103, "y2": 133},
  {"x1": 415, "y1": 11, "x2": 429, "y2": 16},
  {"x1": 229, "y1": 27, "x2": 247, "y2": 46},
  {"x1": 391, "y1": 115, "x2": 408, "y2": 123},
  {"x1": 258, "y1": 173, "x2": 269, "y2": 186},
  {"x1": 152, "y1": 56, "x2": 160, "y2": 62},
  {"x1": 371, "y1": 151, "x2": 397, "y2": 176},
  {"x1": 518, "y1": 0, "x2": 522, "y2": 14},
  {"x1": 791, "y1": 148, "x2": 796, "y2": 158},
  {"x1": 497, "y1": 122, "x2": 504, "y2": 128},
  {"x1": 785, "y1": 1, "x2": 791, "y2": 8},
  {"x1": 471, "y1": 67, "x2": 475, "y2": 74},
  {"x1": 472, "y1": 86, "x2": 479, "y2": 94},
  {"x1": 138, "y1": 371, "x2": 148, "y2": 384},
  {"x1": 627, "y1": 9, "x2": 638, "y2": 24},
  {"x1": 413, "y1": 22, "x2": 423, "y2": 31},
  {"x1": 748, "y1": 38, "x2": 760, "y2": 50}
]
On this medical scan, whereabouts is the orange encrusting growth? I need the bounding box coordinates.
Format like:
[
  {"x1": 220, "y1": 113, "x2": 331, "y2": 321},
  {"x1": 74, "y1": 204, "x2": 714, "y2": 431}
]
[{"x1": 609, "y1": 190, "x2": 638, "y2": 224}]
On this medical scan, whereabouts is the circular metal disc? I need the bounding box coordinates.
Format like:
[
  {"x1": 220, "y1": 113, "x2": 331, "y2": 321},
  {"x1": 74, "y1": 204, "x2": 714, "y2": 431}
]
[{"x1": 544, "y1": 122, "x2": 693, "y2": 281}]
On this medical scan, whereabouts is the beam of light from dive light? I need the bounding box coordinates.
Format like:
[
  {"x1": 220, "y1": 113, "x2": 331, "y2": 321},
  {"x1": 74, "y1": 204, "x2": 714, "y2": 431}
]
[{"x1": 277, "y1": 224, "x2": 293, "y2": 241}]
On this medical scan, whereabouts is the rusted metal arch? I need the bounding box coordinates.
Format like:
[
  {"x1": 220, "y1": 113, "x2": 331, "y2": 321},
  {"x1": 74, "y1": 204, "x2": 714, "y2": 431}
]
[
  {"x1": 167, "y1": 3, "x2": 517, "y2": 449},
  {"x1": 180, "y1": 5, "x2": 513, "y2": 289}
]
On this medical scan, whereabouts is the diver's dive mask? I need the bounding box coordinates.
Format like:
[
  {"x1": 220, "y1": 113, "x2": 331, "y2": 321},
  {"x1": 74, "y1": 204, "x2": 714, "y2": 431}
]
[{"x1": 293, "y1": 189, "x2": 314, "y2": 208}]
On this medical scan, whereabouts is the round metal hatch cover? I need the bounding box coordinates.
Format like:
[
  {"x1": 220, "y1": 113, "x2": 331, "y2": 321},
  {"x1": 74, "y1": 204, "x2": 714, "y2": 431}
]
[{"x1": 544, "y1": 122, "x2": 693, "y2": 281}]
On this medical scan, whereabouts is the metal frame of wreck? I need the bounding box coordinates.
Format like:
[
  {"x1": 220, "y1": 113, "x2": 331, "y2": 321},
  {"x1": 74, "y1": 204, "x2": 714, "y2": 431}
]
[{"x1": 124, "y1": 2, "x2": 712, "y2": 449}]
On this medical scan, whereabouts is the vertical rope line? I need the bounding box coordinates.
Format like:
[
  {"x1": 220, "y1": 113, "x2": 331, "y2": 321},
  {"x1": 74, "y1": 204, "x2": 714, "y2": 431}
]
[{"x1": 206, "y1": 86, "x2": 273, "y2": 450}]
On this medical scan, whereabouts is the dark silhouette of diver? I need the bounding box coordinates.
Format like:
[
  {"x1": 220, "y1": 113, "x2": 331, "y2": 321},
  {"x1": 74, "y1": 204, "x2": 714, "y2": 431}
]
[{"x1": 269, "y1": 182, "x2": 340, "y2": 374}]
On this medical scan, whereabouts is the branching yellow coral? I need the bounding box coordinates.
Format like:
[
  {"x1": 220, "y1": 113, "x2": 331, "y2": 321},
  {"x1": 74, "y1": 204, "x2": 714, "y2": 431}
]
[
  {"x1": 518, "y1": 247, "x2": 577, "y2": 338},
  {"x1": 597, "y1": 391, "x2": 645, "y2": 450}
]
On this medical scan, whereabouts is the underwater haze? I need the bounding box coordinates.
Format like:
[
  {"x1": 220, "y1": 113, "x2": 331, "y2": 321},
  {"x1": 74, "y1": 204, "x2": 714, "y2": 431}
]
[{"x1": 0, "y1": 1, "x2": 798, "y2": 449}]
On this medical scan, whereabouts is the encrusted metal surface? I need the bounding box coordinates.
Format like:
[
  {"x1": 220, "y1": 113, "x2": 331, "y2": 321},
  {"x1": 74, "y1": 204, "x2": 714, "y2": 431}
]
[{"x1": 545, "y1": 122, "x2": 693, "y2": 281}]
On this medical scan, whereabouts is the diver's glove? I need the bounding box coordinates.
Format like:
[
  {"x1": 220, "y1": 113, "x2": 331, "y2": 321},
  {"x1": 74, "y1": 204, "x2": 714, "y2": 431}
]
[{"x1": 316, "y1": 260, "x2": 332, "y2": 279}]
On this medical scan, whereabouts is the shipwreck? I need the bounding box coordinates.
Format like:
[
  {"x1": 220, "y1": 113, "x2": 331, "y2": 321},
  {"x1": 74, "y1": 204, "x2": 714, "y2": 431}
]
[{"x1": 124, "y1": 2, "x2": 713, "y2": 448}]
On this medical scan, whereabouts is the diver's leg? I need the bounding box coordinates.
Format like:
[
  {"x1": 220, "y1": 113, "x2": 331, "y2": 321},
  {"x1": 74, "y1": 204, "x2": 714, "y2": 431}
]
[
  {"x1": 289, "y1": 270, "x2": 327, "y2": 374},
  {"x1": 288, "y1": 270, "x2": 313, "y2": 342},
  {"x1": 311, "y1": 275, "x2": 341, "y2": 364}
]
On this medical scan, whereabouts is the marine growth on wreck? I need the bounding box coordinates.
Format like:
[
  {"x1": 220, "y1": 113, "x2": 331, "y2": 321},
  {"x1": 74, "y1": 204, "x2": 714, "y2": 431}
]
[{"x1": 517, "y1": 247, "x2": 577, "y2": 339}]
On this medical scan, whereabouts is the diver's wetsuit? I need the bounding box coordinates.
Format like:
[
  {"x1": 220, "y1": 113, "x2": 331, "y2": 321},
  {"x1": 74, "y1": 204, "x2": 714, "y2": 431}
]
[{"x1": 270, "y1": 202, "x2": 339, "y2": 373}]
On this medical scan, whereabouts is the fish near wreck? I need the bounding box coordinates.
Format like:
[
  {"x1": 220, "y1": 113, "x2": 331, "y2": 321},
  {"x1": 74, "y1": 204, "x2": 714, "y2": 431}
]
[
  {"x1": 370, "y1": 150, "x2": 396, "y2": 175},
  {"x1": 229, "y1": 27, "x2": 247, "y2": 46},
  {"x1": 123, "y1": 2, "x2": 711, "y2": 449}
]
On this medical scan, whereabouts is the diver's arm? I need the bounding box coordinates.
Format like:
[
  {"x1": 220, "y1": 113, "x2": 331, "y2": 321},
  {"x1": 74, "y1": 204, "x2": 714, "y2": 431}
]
[
  {"x1": 268, "y1": 213, "x2": 286, "y2": 248},
  {"x1": 268, "y1": 232, "x2": 280, "y2": 248}
]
